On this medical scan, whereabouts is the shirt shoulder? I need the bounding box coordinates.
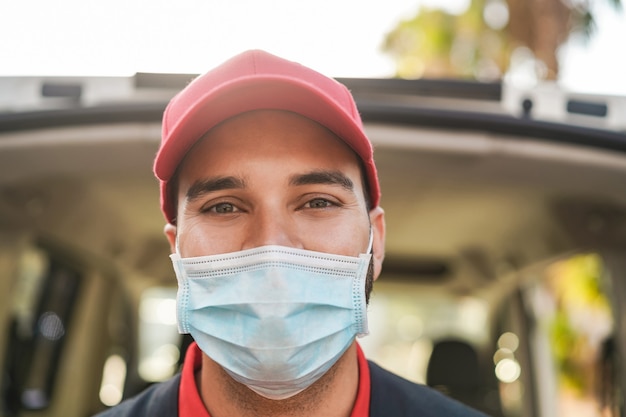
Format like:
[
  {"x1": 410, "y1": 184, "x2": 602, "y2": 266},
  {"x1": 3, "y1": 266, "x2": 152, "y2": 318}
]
[
  {"x1": 368, "y1": 361, "x2": 491, "y2": 417},
  {"x1": 91, "y1": 374, "x2": 181, "y2": 417}
]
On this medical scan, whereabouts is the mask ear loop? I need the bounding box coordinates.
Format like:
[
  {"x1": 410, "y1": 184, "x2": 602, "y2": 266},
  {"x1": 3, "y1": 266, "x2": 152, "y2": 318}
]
[
  {"x1": 366, "y1": 229, "x2": 374, "y2": 255},
  {"x1": 175, "y1": 233, "x2": 181, "y2": 256}
]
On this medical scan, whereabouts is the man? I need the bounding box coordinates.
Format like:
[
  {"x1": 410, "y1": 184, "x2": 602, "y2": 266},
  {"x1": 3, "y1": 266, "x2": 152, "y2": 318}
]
[{"x1": 96, "y1": 50, "x2": 487, "y2": 417}]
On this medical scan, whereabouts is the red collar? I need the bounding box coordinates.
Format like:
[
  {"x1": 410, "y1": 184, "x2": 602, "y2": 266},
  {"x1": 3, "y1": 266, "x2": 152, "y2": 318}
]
[{"x1": 179, "y1": 341, "x2": 370, "y2": 417}]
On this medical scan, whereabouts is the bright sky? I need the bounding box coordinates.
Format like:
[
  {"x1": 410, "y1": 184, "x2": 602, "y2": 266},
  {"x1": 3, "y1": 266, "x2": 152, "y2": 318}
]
[{"x1": 1, "y1": 0, "x2": 624, "y2": 95}]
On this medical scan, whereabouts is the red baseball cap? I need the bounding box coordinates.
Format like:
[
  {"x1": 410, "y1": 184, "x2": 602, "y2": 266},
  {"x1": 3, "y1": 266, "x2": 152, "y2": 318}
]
[{"x1": 154, "y1": 49, "x2": 380, "y2": 224}]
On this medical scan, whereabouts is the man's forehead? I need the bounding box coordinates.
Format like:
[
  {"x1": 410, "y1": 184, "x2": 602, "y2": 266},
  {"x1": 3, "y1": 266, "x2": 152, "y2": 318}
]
[{"x1": 171, "y1": 109, "x2": 371, "y2": 210}]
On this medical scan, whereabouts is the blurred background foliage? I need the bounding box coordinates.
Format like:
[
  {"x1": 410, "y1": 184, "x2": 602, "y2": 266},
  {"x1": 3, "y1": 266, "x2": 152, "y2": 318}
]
[
  {"x1": 382, "y1": 0, "x2": 623, "y2": 80},
  {"x1": 545, "y1": 254, "x2": 612, "y2": 396}
]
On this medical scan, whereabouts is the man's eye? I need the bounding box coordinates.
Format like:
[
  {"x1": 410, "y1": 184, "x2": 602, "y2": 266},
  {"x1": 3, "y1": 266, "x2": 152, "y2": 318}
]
[
  {"x1": 207, "y1": 202, "x2": 237, "y2": 213},
  {"x1": 306, "y1": 198, "x2": 333, "y2": 209}
]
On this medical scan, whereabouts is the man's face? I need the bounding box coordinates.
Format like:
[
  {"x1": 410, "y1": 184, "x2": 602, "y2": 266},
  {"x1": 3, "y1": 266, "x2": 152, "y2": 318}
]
[{"x1": 165, "y1": 110, "x2": 384, "y2": 277}]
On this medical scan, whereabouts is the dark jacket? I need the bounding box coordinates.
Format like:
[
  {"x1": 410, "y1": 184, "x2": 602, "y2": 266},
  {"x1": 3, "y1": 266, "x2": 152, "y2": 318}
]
[{"x1": 94, "y1": 361, "x2": 489, "y2": 417}]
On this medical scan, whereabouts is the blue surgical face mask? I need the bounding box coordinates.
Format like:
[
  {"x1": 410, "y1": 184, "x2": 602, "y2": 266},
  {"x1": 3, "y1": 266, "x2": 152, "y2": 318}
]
[{"x1": 170, "y1": 238, "x2": 372, "y2": 400}]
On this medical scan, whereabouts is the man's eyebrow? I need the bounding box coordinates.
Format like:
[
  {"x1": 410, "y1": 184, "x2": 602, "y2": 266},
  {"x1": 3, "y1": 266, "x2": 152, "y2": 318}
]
[
  {"x1": 186, "y1": 176, "x2": 246, "y2": 202},
  {"x1": 289, "y1": 170, "x2": 354, "y2": 192}
]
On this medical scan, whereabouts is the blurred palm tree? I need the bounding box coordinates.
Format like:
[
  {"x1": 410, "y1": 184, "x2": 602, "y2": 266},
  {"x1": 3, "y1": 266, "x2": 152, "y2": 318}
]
[{"x1": 382, "y1": 0, "x2": 622, "y2": 80}]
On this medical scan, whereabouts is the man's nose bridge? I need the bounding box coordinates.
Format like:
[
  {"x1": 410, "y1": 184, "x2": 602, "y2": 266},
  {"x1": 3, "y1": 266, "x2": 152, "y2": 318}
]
[{"x1": 250, "y1": 208, "x2": 296, "y2": 247}]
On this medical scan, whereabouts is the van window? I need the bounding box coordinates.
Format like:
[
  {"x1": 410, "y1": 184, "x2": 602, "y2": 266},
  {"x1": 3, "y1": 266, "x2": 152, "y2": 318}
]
[{"x1": 498, "y1": 253, "x2": 617, "y2": 417}]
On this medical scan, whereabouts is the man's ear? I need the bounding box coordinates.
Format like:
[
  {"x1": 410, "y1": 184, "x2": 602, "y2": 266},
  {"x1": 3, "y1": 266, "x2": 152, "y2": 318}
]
[
  {"x1": 369, "y1": 206, "x2": 385, "y2": 280},
  {"x1": 164, "y1": 223, "x2": 177, "y2": 254}
]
